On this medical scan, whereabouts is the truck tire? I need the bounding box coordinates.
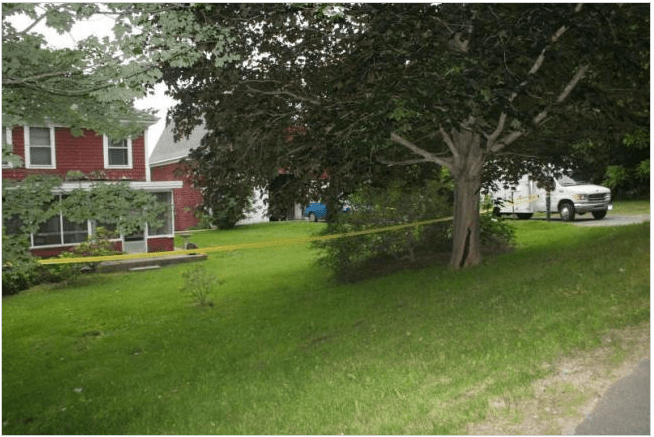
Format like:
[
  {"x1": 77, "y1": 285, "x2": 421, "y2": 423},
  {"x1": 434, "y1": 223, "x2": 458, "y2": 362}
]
[
  {"x1": 592, "y1": 210, "x2": 607, "y2": 220},
  {"x1": 516, "y1": 213, "x2": 533, "y2": 220},
  {"x1": 559, "y1": 202, "x2": 576, "y2": 222}
]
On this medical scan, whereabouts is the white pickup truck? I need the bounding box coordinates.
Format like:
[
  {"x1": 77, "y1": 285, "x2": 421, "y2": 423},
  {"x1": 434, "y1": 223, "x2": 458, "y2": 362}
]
[{"x1": 490, "y1": 174, "x2": 612, "y2": 221}]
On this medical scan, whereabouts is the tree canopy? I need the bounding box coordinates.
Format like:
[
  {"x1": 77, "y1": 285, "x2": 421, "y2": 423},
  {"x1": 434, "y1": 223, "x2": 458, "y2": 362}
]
[
  {"x1": 2, "y1": 3, "x2": 239, "y2": 139},
  {"x1": 162, "y1": 3, "x2": 648, "y2": 266},
  {"x1": 160, "y1": 4, "x2": 648, "y2": 267}
]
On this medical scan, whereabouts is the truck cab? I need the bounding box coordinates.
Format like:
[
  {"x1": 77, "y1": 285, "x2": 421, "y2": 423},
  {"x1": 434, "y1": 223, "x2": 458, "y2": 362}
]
[{"x1": 491, "y1": 174, "x2": 612, "y2": 221}]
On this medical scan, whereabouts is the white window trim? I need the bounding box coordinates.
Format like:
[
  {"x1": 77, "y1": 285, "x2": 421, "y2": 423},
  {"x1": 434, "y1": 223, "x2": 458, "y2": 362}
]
[
  {"x1": 103, "y1": 135, "x2": 133, "y2": 169},
  {"x1": 24, "y1": 126, "x2": 56, "y2": 169},
  {"x1": 2, "y1": 126, "x2": 13, "y2": 168}
]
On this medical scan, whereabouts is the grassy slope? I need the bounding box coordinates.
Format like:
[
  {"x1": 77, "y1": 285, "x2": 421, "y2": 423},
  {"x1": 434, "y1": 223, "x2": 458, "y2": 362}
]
[{"x1": 2, "y1": 218, "x2": 649, "y2": 434}]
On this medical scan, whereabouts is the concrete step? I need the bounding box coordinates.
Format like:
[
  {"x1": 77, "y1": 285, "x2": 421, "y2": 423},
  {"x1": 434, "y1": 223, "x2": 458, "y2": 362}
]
[{"x1": 98, "y1": 253, "x2": 207, "y2": 273}]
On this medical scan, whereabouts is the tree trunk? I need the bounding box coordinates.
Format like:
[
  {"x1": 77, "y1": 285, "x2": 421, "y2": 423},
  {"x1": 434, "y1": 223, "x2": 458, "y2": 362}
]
[
  {"x1": 447, "y1": 127, "x2": 485, "y2": 269},
  {"x1": 449, "y1": 174, "x2": 482, "y2": 268}
]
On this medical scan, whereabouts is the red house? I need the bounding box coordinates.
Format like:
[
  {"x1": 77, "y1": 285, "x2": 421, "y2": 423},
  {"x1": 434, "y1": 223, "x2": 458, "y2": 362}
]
[
  {"x1": 2, "y1": 121, "x2": 183, "y2": 257},
  {"x1": 149, "y1": 122, "x2": 205, "y2": 231}
]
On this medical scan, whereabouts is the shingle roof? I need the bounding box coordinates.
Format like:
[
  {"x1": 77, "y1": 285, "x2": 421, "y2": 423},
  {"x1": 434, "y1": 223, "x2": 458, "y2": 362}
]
[{"x1": 149, "y1": 122, "x2": 207, "y2": 167}]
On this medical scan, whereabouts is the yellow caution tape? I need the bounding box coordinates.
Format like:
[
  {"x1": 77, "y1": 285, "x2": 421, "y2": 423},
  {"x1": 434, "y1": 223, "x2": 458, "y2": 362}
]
[
  {"x1": 504, "y1": 194, "x2": 540, "y2": 206},
  {"x1": 37, "y1": 216, "x2": 455, "y2": 265}
]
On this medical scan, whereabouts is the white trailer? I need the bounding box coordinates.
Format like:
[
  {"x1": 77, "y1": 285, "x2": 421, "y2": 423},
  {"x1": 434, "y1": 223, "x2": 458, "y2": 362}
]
[{"x1": 490, "y1": 174, "x2": 612, "y2": 221}]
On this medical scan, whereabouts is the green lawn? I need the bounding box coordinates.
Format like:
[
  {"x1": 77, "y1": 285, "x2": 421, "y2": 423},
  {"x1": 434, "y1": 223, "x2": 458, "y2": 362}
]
[
  {"x1": 3, "y1": 214, "x2": 650, "y2": 434},
  {"x1": 611, "y1": 199, "x2": 650, "y2": 215}
]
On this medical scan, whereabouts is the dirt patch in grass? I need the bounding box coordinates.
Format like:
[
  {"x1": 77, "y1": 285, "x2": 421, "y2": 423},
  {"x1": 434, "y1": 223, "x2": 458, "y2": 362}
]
[{"x1": 466, "y1": 322, "x2": 650, "y2": 435}]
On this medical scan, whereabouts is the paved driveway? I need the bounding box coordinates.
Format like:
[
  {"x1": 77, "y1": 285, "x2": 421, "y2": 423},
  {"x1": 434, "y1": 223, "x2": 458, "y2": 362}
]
[
  {"x1": 526, "y1": 213, "x2": 650, "y2": 227},
  {"x1": 571, "y1": 213, "x2": 650, "y2": 227}
]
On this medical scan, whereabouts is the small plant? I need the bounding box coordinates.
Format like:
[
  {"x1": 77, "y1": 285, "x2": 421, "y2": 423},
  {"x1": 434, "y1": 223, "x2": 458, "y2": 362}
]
[
  {"x1": 179, "y1": 265, "x2": 222, "y2": 307},
  {"x1": 64, "y1": 170, "x2": 88, "y2": 181}
]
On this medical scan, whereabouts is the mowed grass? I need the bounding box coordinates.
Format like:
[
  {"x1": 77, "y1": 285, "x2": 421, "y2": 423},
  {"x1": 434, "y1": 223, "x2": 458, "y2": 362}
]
[{"x1": 2, "y1": 215, "x2": 650, "y2": 434}]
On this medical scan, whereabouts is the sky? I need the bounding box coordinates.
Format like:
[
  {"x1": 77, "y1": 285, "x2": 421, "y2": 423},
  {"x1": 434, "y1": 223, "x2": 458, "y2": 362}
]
[{"x1": 9, "y1": 11, "x2": 176, "y2": 156}]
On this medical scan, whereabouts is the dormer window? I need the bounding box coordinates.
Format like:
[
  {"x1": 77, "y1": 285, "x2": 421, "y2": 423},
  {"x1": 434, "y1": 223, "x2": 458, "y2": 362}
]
[
  {"x1": 25, "y1": 126, "x2": 56, "y2": 169},
  {"x1": 103, "y1": 135, "x2": 132, "y2": 169}
]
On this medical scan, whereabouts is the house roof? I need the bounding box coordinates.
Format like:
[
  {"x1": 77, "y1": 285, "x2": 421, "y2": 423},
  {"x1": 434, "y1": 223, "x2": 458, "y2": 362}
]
[{"x1": 149, "y1": 122, "x2": 207, "y2": 167}]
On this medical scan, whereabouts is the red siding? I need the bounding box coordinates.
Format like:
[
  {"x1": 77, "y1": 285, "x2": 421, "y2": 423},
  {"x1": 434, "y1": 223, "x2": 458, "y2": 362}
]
[
  {"x1": 147, "y1": 237, "x2": 174, "y2": 252},
  {"x1": 151, "y1": 163, "x2": 203, "y2": 231},
  {"x1": 3, "y1": 126, "x2": 146, "y2": 181}
]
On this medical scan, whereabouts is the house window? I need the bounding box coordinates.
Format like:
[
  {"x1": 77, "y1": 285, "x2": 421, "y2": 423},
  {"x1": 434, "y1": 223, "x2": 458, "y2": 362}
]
[
  {"x1": 25, "y1": 126, "x2": 56, "y2": 168},
  {"x1": 32, "y1": 195, "x2": 90, "y2": 247},
  {"x1": 33, "y1": 215, "x2": 63, "y2": 246},
  {"x1": 91, "y1": 221, "x2": 119, "y2": 239},
  {"x1": 148, "y1": 192, "x2": 174, "y2": 236},
  {"x1": 104, "y1": 135, "x2": 132, "y2": 169},
  {"x1": 2, "y1": 126, "x2": 13, "y2": 168}
]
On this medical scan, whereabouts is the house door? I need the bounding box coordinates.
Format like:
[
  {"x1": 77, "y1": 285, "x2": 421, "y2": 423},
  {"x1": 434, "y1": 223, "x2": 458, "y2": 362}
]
[{"x1": 123, "y1": 231, "x2": 147, "y2": 253}]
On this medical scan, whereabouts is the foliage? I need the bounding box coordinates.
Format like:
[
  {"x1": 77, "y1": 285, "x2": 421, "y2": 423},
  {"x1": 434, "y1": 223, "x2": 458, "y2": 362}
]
[
  {"x1": 2, "y1": 176, "x2": 165, "y2": 293},
  {"x1": 163, "y1": 3, "x2": 649, "y2": 268},
  {"x1": 570, "y1": 128, "x2": 650, "y2": 199},
  {"x1": 2, "y1": 3, "x2": 239, "y2": 139},
  {"x1": 179, "y1": 264, "x2": 222, "y2": 307},
  {"x1": 2, "y1": 175, "x2": 62, "y2": 235},
  {"x1": 2, "y1": 232, "x2": 40, "y2": 295},
  {"x1": 41, "y1": 227, "x2": 122, "y2": 285},
  {"x1": 314, "y1": 175, "x2": 454, "y2": 281},
  {"x1": 478, "y1": 214, "x2": 516, "y2": 254},
  {"x1": 61, "y1": 182, "x2": 166, "y2": 236},
  {"x1": 2, "y1": 175, "x2": 60, "y2": 294}
]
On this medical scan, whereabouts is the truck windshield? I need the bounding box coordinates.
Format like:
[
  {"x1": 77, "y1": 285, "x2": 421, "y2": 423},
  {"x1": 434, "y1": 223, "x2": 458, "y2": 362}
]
[{"x1": 558, "y1": 175, "x2": 588, "y2": 186}]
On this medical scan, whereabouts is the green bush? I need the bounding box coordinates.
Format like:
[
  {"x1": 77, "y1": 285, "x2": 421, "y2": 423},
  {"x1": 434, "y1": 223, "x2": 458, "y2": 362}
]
[
  {"x1": 314, "y1": 178, "x2": 453, "y2": 282},
  {"x1": 315, "y1": 175, "x2": 517, "y2": 281},
  {"x1": 2, "y1": 234, "x2": 41, "y2": 295},
  {"x1": 479, "y1": 213, "x2": 516, "y2": 253},
  {"x1": 41, "y1": 227, "x2": 122, "y2": 284},
  {"x1": 2, "y1": 227, "x2": 122, "y2": 295}
]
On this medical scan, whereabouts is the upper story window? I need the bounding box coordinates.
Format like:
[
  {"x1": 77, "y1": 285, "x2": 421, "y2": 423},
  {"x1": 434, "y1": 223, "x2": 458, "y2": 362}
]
[
  {"x1": 2, "y1": 126, "x2": 13, "y2": 168},
  {"x1": 25, "y1": 126, "x2": 56, "y2": 169},
  {"x1": 103, "y1": 135, "x2": 132, "y2": 169}
]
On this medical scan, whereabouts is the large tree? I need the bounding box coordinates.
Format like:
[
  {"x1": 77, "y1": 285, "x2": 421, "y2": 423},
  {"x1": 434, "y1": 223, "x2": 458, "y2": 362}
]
[{"x1": 163, "y1": 3, "x2": 649, "y2": 268}]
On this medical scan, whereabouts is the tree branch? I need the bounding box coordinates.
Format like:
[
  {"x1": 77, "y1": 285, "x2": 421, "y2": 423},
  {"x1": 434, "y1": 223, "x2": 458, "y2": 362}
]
[
  {"x1": 484, "y1": 112, "x2": 507, "y2": 146},
  {"x1": 17, "y1": 11, "x2": 48, "y2": 36},
  {"x1": 3, "y1": 71, "x2": 73, "y2": 85},
  {"x1": 244, "y1": 85, "x2": 321, "y2": 105},
  {"x1": 377, "y1": 157, "x2": 431, "y2": 166},
  {"x1": 438, "y1": 126, "x2": 460, "y2": 162},
  {"x1": 491, "y1": 63, "x2": 589, "y2": 153},
  {"x1": 390, "y1": 132, "x2": 452, "y2": 168},
  {"x1": 509, "y1": 4, "x2": 584, "y2": 103}
]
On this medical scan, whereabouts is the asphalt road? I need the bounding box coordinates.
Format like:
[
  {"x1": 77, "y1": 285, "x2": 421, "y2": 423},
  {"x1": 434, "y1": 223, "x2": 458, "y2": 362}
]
[{"x1": 574, "y1": 358, "x2": 650, "y2": 435}]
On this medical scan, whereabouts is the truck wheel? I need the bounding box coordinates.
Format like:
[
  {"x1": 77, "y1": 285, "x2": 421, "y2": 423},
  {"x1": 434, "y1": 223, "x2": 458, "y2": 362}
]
[
  {"x1": 559, "y1": 202, "x2": 576, "y2": 222},
  {"x1": 308, "y1": 212, "x2": 317, "y2": 222},
  {"x1": 516, "y1": 213, "x2": 533, "y2": 220},
  {"x1": 592, "y1": 210, "x2": 607, "y2": 220}
]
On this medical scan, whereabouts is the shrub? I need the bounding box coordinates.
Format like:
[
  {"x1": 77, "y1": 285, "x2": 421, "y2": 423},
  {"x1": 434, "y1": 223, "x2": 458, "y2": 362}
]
[
  {"x1": 479, "y1": 213, "x2": 516, "y2": 254},
  {"x1": 2, "y1": 234, "x2": 40, "y2": 295},
  {"x1": 41, "y1": 227, "x2": 122, "y2": 284},
  {"x1": 314, "y1": 178, "x2": 453, "y2": 282}
]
